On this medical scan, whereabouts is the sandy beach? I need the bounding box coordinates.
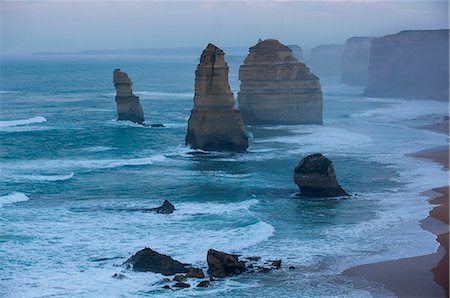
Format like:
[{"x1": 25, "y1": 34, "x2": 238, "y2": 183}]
[{"x1": 344, "y1": 118, "x2": 449, "y2": 297}]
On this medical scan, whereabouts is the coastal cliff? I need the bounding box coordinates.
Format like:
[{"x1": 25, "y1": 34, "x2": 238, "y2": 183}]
[
  {"x1": 288, "y1": 44, "x2": 304, "y2": 61},
  {"x1": 113, "y1": 69, "x2": 144, "y2": 124},
  {"x1": 238, "y1": 39, "x2": 323, "y2": 125},
  {"x1": 185, "y1": 44, "x2": 248, "y2": 152},
  {"x1": 364, "y1": 30, "x2": 449, "y2": 100},
  {"x1": 341, "y1": 37, "x2": 375, "y2": 86},
  {"x1": 308, "y1": 44, "x2": 345, "y2": 76}
]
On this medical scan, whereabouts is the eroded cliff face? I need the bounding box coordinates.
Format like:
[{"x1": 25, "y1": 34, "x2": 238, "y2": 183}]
[
  {"x1": 364, "y1": 30, "x2": 449, "y2": 100},
  {"x1": 238, "y1": 39, "x2": 323, "y2": 125},
  {"x1": 341, "y1": 37, "x2": 375, "y2": 86},
  {"x1": 308, "y1": 44, "x2": 345, "y2": 76},
  {"x1": 186, "y1": 44, "x2": 248, "y2": 152},
  {"x1": 288, "y1": 44, "x2": 304, "y2": 62},
  {"x1": 113, "y1": 69, "x2": 145, "y2": 124}
]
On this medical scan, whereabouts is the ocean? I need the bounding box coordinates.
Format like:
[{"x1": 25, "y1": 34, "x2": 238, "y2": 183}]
[{"x1": 0, "y1": 55, "x2": 448, "y2": 297}]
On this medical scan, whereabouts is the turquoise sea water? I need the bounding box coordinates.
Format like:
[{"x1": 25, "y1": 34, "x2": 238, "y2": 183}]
[{"x1": 0, "y1": 55, "x2": 448, "y2": 297}]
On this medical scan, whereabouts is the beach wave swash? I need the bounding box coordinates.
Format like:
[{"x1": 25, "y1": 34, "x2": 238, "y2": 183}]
[
  {"x1": 0, "y1": 192, "x2": 30, "y2": 207},
  {"x1": 0, "y1": 116, "x2": 47, "y2": 127}
]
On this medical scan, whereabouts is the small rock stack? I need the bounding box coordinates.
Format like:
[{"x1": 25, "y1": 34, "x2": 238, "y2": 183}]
[{"x1": 113, "y1": 69, "x2": 145, "y2": 124}]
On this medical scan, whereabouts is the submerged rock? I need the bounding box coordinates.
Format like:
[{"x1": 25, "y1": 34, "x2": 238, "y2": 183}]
[
  {"x1": 113, "y1": 69, "x2": 144, "y2": 124},
  {"x1": 173, "y1": 275, "x2": 187, "y2": 282},
  {"x1": 238, "y1": 39, "x2": 323, "y2": 125},
  {"x1": 341, "y1": 37, "x2": 375, "y2": 86},
  {"x1": 185, "y1": 43, "x2": 248, "y2": 152},
  {"x1": 124, "y1": 248, "x2": 188, "y2": 275},
  {"x1": 294, "y1": 153, "x2": 349, "y2": 197},
  {"x1": 207, "y1": 249, "x2": 246, "y2": 277},
  {"x1": 364, "y1": 30, "x2": 449, "y2": 100},
  {"x1": 196, "y1": 280, "x2": 210, "y2": 287},
  {"x1": 173, "y1": 282, "x2": 190, "y2": 288},
  {"x1": 144, "y1": 200, "x2": 175, "y2": 214}
]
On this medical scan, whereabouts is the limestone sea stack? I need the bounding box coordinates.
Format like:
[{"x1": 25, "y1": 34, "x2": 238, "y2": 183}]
[
  {"x1": 364, "y1": 30, "x2": 449, "y2": 100},
  {"x1": 113, "y1": 69, "x2": 144, "y2": 124},
  {"x1": 341, "y1": 37, "x2": 375, "y2": 86},
  {"x1": 294, "y1": 153, "x2": 349, "y2": 197},
  {"x1": 308, "y1": 44, "x2": 345, "y2": 76},
  {"x1": 186, "y1": 44, "x2": 248, "y2": 152},
  {"x1": 288, "y1": 44, "x2": 304, "y2": 61},
  {"x1": 238, "y1": 39, "x2": 323, "y2": 125}
]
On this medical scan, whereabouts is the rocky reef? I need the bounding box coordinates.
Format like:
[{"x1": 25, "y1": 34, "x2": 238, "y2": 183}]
[
  {"x1": 341, "y1": 37, "x2": 375, "y2": 86},
  {"x1": 294, "y1": 153, "x2": 349, "y2": 197},
  {"x1": 207, "y1": 249, "x2": 246, "y2": 277},
  {"x1": 238, "y1": 39, "x2": 323, "y2": 125},
  {"x1": 124, "y1": 248, "x2": 189, "y2": 275},
  {"x1": 308, "y1": 44, "x2": 345, "y2": 76},
  {"x1": 186, "y1": 44, "x2": 248, "y2": 152},
  {"x1": 364, "y1": 30, "x2": 449, "y2": 100},
  {"x1": 113, "y1": 69, "x2": 145, "y2": 124}
]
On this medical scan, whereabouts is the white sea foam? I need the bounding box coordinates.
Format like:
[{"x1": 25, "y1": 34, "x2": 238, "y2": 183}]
[
  {"x1": 83, "y1": 146, "x2": 114, "y2": 152},
  {"x1": 0, "y1": 116, "x2": 47, "y2": 127},
  {"x1": 0, "y1": 192, "x2": 30, "y2": 207},
  {"x1": 6, "y1": 172, "x2": 75, "y2": 182},
  {"x1": 175, "y1": 199, "x2": 259, "y2": 216}
]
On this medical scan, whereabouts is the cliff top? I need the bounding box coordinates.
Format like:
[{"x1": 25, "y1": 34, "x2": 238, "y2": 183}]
[{"x1": 250, "y1": 39, "x2": 292, "y2": 53}]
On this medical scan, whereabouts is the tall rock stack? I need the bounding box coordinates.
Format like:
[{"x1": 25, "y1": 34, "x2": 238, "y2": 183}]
[
  {"x1": 364, "y1": 30, "x2": 449, "y2": 100},
  {"x1": 238, "y1": 39, "x2": 323, "y2": 125},
  {"x1": 113, "y1": 69, "x2": 144, "y2": 124},
  {"x1": 185, "y1": 44, "x2": 248, "y2": 152},
  {"x1": 341, "y1": 37, "x2": 375, "y2": 86}
]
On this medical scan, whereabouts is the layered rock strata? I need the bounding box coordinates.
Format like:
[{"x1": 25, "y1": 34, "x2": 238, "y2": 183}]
[
  {"x1": 308, "y1": 44, "x2": 345, "y2": 76},
  {"x1": 341, "y1": 37, "x2": 375, "y2": 86},
  {"x1": 186, "y1": 44, "x2": 248, "y2": 152},
  {"x1": 113, "y1": 69, "x2": 144, "y2": 124},
  {"x1": 238, "y1": 39, "x2": 323, "y2": 125},
  {"x1": 364, "y1": 30, "x2": 449, "y2": 100},
  {"x1": 294, "y1": 153, "x2": 349, "y2": 197}
]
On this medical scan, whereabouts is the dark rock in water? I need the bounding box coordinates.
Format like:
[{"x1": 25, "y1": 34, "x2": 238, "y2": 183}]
[
  {"x1": 289, "y1": 266, "x2": 296, "y2": 270},
  {"x1": 124, "y1": 248, "x2": 188, "y2": 275},
  {"x1": 238, "y1": 39, "x2": 323, "y2": 125},
  {"x1": 207, "y1": 249, "x2": 246, "y2": 277},
  {"x1": 173, "y1": 282, "x2": 190, "y2": 288},
  {"x1": 112, "y1": 273, "x2": 127, "y2": 279},
  {"x1": 185, "y1": 43, "x2": 249, "y2": 152},
  {"x1": 173, "y1": 275, "x2": 187, "y2": 282},
  {"x1": 341, "y1": 37, "x2": 375, "y2": 86},
  {"x1": 246, "y1": 256, "x2": 261, "y2": 261},
  {"x1": 162, "y1": 285, "x2": 171, "y2": 289},
  {"x1": 364, "y1": 30, "x2": 449, "y2": 100},
  {"x1": 186, "y1": 151, "x2": 211, "y2": 156},
  {"x1": 294, "y1": 153, "x2": 349, "y2": 197},
  {"x1": 186, "y1": 268, "x2": 205, "y2": 278},
  {"x1": 258, "y1": 267, "x2": 271, "y2": 273},
  {"x1": 161, "y1": 278, "x2": 171, "y2": 283},
  {"x1": 150, "y1": 123, "x2": 165, "y2": 127},
  {"x1": 270, "y1": 260, "x2": 281, "y2": 269},
  {"x1": 144, "y1": 200, "x2": 175, "y2": 214},
  {"x1": 197, "y1": 280, "x2": 210, "y2": 288},
  {"x1": 113, "y1": 69, "x2": 144, "y2": 124}
]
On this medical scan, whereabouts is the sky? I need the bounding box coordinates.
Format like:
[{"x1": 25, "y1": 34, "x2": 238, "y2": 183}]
[{"x1": 1, "y1": 0, "x2": 448, "y2": 56}]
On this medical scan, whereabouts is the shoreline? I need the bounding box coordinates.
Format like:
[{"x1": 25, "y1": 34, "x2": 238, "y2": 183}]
[{"x1": 344, "y1": 118, "x2": 449, "y2": 297}]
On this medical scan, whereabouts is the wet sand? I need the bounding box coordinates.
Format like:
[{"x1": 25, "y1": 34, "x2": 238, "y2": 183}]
[{"x1": 344, "y1": 120, "x2": 449, "y2": 297}]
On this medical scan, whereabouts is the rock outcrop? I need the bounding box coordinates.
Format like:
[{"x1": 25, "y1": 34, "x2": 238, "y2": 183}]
[
  {"x1": 207, "y1": 249, "x2": 246, "y2": 277},
  {"x1": 238, "y1": 39, "x2": 323, "y2": 125},
  {"x1": 125, "y1": 248, "x2": 189, "y2": 275},
  {"x1": 364, "y1": 30, "x2": 449, "y2": 100},
  {"x1": 294, "y1": 153, "x2": 349, "y2": 197},
  {"x1": 185, "y1": 44, "x2": 249, "y2": 152},
  {"x1": 341, "y1": 37, "x2": 375, "y2": 86},
  {"x1": 308, "y1": 44, "x2": 345, "y2": 76},
  {"x1": 144, "y1": 200, "x2": 175, "y2": 214},
  {"x1": 288, "y1": 44, "x2": 304, "y2": 61},
  {"x1": 113, "y1": 69, "x2": 145, "y2": 124}
]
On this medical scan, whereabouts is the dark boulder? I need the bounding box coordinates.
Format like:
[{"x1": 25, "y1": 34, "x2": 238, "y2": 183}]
[
  {"x1": 173, "y1": 275, "x2": 187, "y2": 282},
  {"x1": 124, "y1": 248, "x2": 188, "y2": 275},
  {"x1": 112, "y1": 273, "x2": 127, "y2": 279},
  {"x1": 207, "y1": 249, "x2": 245, "y2": 277},
  {"x1": 173, "y1": 282, "x2": 190, "y2": 288},
  {"x1": 294, "y1": 153, "x2": 349, "y2": 197},
  {"x1": 144, "y1": 200, "x2": 175, "y2": 214},
  {"x1": 186, "y1": 268, "x2": 205, "y2": 278},
  {"x1": 197, "y1": 280, "x2": 210, "y2": 288}
]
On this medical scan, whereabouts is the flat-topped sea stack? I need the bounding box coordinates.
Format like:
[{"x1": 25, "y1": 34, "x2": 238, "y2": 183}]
[
  {"x1": 294, "y1": 153, "x2": 349, "y2": 197},
  {"x1": 364, "y1": 30, "x2": 449, "y2": 100},
  {"x1": 113, "y1": 69, "x2": 144, "y2": 124},
  {"x1": 308, "y1": 44, "x2": 345, "y2": 76},
  {"x1": 238, "y1": 39, "x2": 323, "y2": 125},
  {"x1": 341, "y1": 37, "x2": 375, "y2": 86},
  {"x1": 186, "y1": 44, "x2": 248, "y2": 152}
]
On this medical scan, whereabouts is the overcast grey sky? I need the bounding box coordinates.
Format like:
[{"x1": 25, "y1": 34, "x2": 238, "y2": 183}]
[{"x1": 1, "y1": 1, "x2": 448, "y2": 55}]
